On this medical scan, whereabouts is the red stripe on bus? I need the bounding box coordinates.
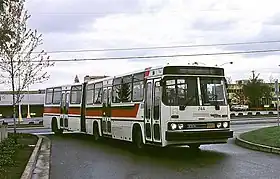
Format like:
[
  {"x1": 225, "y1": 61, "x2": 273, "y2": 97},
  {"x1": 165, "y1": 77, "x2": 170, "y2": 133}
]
[
  {"x1": 86, "y1": 108, "x2": 103, "y2": 116},
  {"x1": 111, "y1": 104, "x2": 139, "y2": 118},
  {"x1": 44, "y1": 107, "x2": 60, "y2": 113},
  {"x1": 44, "y1": 104, "x2": 140, "y2": 118},
  {"x1": 68, "y1": 107, "x2": 81, "y2": 115}
]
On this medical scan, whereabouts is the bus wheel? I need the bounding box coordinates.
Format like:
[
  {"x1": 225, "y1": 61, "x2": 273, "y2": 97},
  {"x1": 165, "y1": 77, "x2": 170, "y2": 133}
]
[
  {"x1": 51, "y1": 118, "x2": 62, "y2": 135},
  {"x1": 188, "y1": 144, "x2": 201, "y2": 151},
  {"x1": 93, "y1": 123, "x2": 100, "y2": 141},
  {"x1": 133, "y1": 126, "x2": 144, "y2": 149}
]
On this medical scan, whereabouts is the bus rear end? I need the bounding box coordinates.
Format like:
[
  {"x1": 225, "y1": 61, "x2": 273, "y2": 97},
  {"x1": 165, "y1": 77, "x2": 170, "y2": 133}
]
[{"x1": 161, "y1": 66, "x2": 233, "y2": 148}]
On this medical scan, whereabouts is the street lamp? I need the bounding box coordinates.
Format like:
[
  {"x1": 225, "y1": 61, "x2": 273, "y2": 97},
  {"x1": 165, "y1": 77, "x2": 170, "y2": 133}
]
[
  {"x1": 192, "y1": 62, "x2": 206, "y2": 65},
  {"x1": 216, "y1": 61, "x2": 233, "y2": 67}
]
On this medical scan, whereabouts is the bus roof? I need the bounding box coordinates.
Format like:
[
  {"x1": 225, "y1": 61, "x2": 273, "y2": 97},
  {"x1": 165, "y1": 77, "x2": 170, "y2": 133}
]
[{"x1": 45, "y1": 64, "x2": 224, "y2": 89}]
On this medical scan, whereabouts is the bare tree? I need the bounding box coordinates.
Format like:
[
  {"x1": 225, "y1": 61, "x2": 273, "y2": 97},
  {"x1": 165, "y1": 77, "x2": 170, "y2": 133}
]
[
  {"x1": 0, "y1": 0, "x2": 54, "y2": 133},
  {"x1": 226, "y1": 76, "x2": 232, "y2": 84},
  {"x1": 269, "y1": 75, "x2": 276, "y2": 84}
]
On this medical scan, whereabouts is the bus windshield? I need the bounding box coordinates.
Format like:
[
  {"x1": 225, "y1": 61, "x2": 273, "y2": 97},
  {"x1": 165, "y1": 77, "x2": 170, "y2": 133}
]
[
  {"x1": 200, "y1": 77, "x2": 226, "y2": 106},
  {"x1": 162, "y1": 77, "x2": 199, "y2": 106}
]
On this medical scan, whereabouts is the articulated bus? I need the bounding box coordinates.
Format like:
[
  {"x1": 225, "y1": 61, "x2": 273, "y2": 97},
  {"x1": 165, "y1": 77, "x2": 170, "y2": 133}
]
[{"x1": 43, "y1": 65, "x2": 233, "y2": 149}]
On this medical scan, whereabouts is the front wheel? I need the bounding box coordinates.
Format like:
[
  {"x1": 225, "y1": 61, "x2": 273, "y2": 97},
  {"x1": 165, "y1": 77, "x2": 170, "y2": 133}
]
[{"x1": 134, "y1": 128, "x2": 144, "y2": 149}]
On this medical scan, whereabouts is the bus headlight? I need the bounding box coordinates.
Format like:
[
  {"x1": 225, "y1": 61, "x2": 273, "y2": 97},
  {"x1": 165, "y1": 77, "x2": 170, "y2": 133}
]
[
  {"x1": 223, "y1": 122, "x2": 229, "y2": 128},
  {"x1": 216, "y1": 122, "x2": 222, "y2": 128},
  {"x1": 178, "y1": 124, "x2": 184, "y2": 130},
  {"x1": 171, "y1": 123, "x2": 177, "y2": 130}
]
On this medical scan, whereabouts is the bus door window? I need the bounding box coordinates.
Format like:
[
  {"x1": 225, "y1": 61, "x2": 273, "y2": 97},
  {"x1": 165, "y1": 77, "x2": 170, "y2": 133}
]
[
  {"x1": 107, "y1": 87, "x2": 112, "y2": 133},
  {"x1": 102, "y1": 88, "x2": 107, "y2": 133},
  {"x1": 153, "y1": 82, "x2": 160, "y2": 120},
  {"x1": 145, "y1": 82, "x2": 152, "y2": 119},
  {"x1": 145, "y1": 82, "x2": 152, "y2": 139}
]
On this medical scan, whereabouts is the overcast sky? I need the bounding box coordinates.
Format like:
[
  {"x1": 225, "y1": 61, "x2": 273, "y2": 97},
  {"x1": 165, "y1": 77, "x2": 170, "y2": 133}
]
[{"x1": 4, "y1": 0, "x2": 280, "y2": 90}]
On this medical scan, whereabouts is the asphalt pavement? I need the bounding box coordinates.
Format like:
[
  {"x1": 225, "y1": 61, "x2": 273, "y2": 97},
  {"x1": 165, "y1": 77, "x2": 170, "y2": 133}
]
[{"x1": 13, "y1": 122, "x2": 278, "y2": 179}]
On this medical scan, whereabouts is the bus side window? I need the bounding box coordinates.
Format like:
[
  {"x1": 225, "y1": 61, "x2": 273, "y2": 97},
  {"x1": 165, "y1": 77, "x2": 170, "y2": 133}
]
[{"x1": 45, "y1": 88, "x2": 53, "y2": 104}]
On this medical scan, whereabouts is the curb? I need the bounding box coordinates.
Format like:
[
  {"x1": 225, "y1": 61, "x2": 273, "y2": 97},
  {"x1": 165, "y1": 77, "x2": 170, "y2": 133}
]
[
  {"x1": 235, "y1": 135, "x2": 280, "y2": 155},
  {"x1": 231, "y1": 120, "x2": 279, "y2": 125},
  {"x1": 20, "y1": 135, "x2": 43, "y2": 179}
]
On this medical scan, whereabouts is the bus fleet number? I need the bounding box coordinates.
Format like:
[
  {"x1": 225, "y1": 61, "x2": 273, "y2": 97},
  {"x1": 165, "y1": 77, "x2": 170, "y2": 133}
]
[{"x1": 198, "y1": 106, "x2": 205, "y2": 111}]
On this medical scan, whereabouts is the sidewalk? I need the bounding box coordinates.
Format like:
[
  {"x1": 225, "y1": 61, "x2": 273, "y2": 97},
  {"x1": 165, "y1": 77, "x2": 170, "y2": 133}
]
[{"x1": 21, "y1": 135, "x2": 51, "y2": 179}]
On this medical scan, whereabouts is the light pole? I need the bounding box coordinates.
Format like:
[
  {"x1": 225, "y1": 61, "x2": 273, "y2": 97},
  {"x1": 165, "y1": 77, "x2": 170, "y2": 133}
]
[
  {"x1": 275, "y1": 79, "x2": 279, "y2": 127},
  {"x1": 26, "y1": 84, "x2": 31, "y2": 119},
  {"x1": 18, "y1": 67, "x2": 23, "y2": 124},
  {"x1": 192, "y1": 62, "x2": 206, "y2": 65},
  {"x1": 216, "y1": 61, "x2": 233, "y2": 67}
]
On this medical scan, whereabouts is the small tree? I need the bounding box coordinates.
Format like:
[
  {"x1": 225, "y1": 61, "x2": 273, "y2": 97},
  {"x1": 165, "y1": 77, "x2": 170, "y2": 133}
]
[
  {"x1": 243, "y1": 71, "x2": 272, "y2": 107},
  {"x1": 0, "y1": 0, "x2": 54, "y2": 133},
  {"x1": 232, "y1": 89, "x2": 249, "y2": 105}
]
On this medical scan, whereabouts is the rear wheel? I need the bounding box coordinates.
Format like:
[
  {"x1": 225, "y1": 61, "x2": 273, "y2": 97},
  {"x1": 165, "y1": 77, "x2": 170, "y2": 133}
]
[
  {"x1": 51, "y1": 118, "x2": 62, "y2": 135},
  {"x1": 93, "y1": 123, "x2": 100, "y2": 141}
]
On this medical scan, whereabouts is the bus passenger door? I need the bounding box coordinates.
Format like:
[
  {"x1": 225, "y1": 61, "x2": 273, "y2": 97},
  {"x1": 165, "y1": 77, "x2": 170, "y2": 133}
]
[
  {"x1": 144, "y1": 81, "x2": 152, "y2": 142},
  {"x1": 102, "y1": 88, "x2": 108, "y2": 135},
  {"x1": 144, "y1": 79, "x2": 162, "y2": 143},
  {"x1": 107, "y1": 87, "x2": 112, "y2": 135},
  {"x1": 64, "y1": 91, "x2": 70, "y2": 128},
  {"x1": 60, "y1": 91, "x2": 69, "y2": 129},
  {"x1": 152, "y1": 80, "x2": 161, "y2": 143},
  {"x1": 80, "y1": 82, "x2": 87, "y2": 133},
  {"x1": 59, "y1": 92, "x2": 65, "y2": 128}
]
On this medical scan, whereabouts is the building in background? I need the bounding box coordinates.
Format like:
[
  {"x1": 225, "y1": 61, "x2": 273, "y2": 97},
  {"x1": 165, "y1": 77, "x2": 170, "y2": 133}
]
[
  {"x1": 0, "y1": 90, "x2": 45, "y2": 118},
  {"x1": 0, "y1": 75, "x2": 109, "y2": 118}
]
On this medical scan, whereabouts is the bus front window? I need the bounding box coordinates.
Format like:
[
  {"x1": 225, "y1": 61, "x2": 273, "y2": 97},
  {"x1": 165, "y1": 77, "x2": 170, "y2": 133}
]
[
  {"x1": 163, "y1": 77, "x2": 199, "y2": 106},
  {"x1": 200, "y1": 77, "x2": 226, "y2": 106}
]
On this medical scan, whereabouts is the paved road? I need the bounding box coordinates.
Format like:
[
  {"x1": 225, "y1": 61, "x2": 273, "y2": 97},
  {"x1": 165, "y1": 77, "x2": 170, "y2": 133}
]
[{"x1": 19, "y1": 123, "x2": 277, "y2": 179}]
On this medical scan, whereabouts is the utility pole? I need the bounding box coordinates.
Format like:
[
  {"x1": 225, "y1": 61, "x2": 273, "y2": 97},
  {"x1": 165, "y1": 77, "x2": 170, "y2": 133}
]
[
  {"x1": 275, "y1": 79, "x2": 279, "y2": 126},
  {"x1": 252, "y1": 70, "x2": 255, "y2": 79}
]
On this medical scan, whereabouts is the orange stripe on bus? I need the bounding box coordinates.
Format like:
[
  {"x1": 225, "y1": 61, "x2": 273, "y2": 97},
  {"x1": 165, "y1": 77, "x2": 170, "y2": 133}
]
[
  {"x1": 44, "y1": 104, "x2": 140, "y2": 118},
  {"x1": 44, "y1": 107, "x2": 60, "y2": 113},
  {"x1": 111, "y1": 104, "x2": 139, "y2": 118},
  {"x1": 86, "y1": 108, "x2": 103, "y2": 116},
  {"x1": 68, "y1": 108, "x2": 81, "y2": 115}
]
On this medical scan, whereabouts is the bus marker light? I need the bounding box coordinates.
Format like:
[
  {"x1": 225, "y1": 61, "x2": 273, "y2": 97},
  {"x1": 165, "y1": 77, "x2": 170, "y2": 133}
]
[{"x1": 171, "y1": 123, "x2": 177, "y2": 130}]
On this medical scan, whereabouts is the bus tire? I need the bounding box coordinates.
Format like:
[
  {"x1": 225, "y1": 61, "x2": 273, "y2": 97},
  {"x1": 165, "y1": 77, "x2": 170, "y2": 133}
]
[
  {"x1": 51, "y1": 118, "x2": 62, "y2": 135},
  {"x1": 93, "y1": 122, "x2": 100, "y2": 141},
  {"x1": 188, "y1": 144, "x2": 201, "y2": 151},
  {"x1": 133, "y1": 125, "x2": 144, "y2": 149}
]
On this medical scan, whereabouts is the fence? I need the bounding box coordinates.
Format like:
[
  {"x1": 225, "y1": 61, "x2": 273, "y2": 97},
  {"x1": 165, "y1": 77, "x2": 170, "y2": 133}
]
[
  {"x1": 0, "y1": 125, "x2": 8, "y2": 143},
  {"x1": 230, "y1": 110, "x2": 280, "y2": 117}
]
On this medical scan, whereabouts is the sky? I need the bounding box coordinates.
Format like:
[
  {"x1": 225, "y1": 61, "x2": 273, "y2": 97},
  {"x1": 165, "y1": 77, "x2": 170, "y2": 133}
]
[{"x1": 3, "y1": 0, "x2": 280, "y2": 90}]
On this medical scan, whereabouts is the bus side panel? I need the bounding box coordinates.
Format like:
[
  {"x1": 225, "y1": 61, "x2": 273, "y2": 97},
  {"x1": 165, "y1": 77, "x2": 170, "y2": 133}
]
[
  {"x1": 43, "y1": 113, "x2": 53, "y2": 129},
  {"x1": 68, "y1": 115, "x2": 81, "y2": 132},
  {"x1": 111, "y1": 119, "x2": 144, "y2": 142},
  {"x1": 160, "y1": 105, "x2": 169, "y2": 147},
  {"x1": 85, "y1": 118, "x2": 102, "y2": 136}
]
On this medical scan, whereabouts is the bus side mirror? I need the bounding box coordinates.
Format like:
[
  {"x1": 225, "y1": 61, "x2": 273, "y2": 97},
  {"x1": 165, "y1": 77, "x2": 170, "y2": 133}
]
[
  {"x1": 160, "y1": 80, "x2": 163, "y2": 86},
  {"x1": 224, "y1": 78, "x2": 228, "y2": 88}
]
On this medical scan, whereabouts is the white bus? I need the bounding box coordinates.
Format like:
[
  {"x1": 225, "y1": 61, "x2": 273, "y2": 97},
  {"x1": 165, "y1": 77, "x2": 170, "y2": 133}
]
[{"x1": 43, "y1": 65, "x2": 233, "y2": 149}]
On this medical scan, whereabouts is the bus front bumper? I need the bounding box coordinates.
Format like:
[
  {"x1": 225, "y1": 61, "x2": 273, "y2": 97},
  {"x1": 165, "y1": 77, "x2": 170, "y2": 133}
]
[{"x1": 165, "y1": 129, "x2": 233, "y2": 141}]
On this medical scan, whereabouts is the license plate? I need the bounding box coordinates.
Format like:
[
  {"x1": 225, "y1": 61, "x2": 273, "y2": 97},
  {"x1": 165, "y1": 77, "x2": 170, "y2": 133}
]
[{"x1": 207, "y1": 123, "x2": 215, "y2": 128}]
